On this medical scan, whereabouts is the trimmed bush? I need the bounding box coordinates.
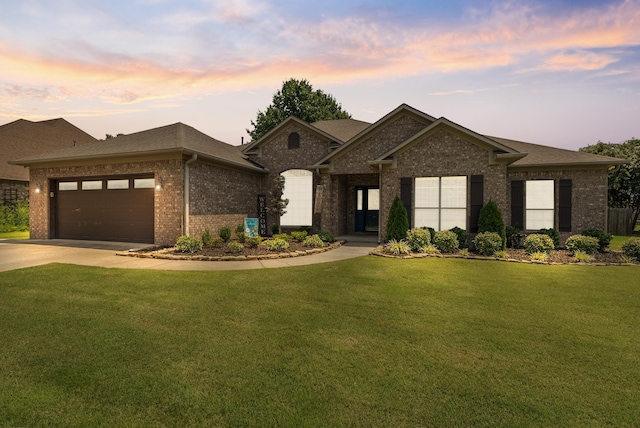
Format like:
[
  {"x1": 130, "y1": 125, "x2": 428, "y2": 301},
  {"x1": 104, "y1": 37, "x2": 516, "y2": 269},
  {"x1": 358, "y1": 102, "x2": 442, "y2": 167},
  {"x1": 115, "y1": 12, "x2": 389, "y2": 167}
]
[
  {"x1": 406, "y1": 228, "x2": 431, "y2": 251},
  {"x1": 581, "y1": 228, "x2": 613, "y2": 252},
  {"x1": 565, "y1": 235, "x2": 599, "y2": 255},
  {"x1": 385, "y1": 196, "x2": 409, "y2": 242},
  {"x1": 538, "y1": 228, "x2": 560, "y2": 249},
  {"x1": 201, "y1": 229, "x2": 213, "y2": 247},
  {"x1": 303, "y1": 234, "x2": 325, "y2": 248},
  {"x1": 264, "y1": 238, "x2": 289, "y2": 252},
  {"x1": 450, "y1": 226, "x2": 467, "y2": 248},
  {"x1": 226, "y1": 241, "x2": 244, "y2": 254},
  {"x1": 426, "y1": 227, "x2": 436, "y2": 241},
  {"x1": 622, "y1": 237, "x2": 640, "y2": 260},
  {"x1": 419, "y1": 244, "x2": 440, "y2": 255},
  {"x1": 433, "y1": 230, "x2": 459, "y2": 253},
  {"x1": 235, "y1": 224, "x2": 244, "y2": 238},
  {"x1": 384, "y1": 239, "x2": 411, "y2": 256},
  {"x1": 573, "y1": 251, "x2": 594, "y2": 263},
  {"x1": 524, "y1": 234, "x2": 554, "y2": 255},
  {"x1": 494, "y1": 250, "x2": 509, "y2": 259},
  {"x1": 318, "y1": 230, "x2": 335, "y2": 243},
  {"x1": 272, "y1": 233, "x2": 292, "y2": 241},
  {"x1": 530, "y1": 251, "x2": 548, "y2": 262},
  {"x1": 244, "y1": 236, "x2": 263, "y2": 248},
  {"x1": 0, "y1": 199, "x2": 29, "y2": 232},
  {"x1": 219, "y1": 227, "x2": 232, "y2": 243},
  {"x1": 175, "y1": 235, "x2": 203, "y2": 253},
  {"x1": 291, "y1": 230, "x2": 308, "y2": 242},
  {"x1": 473, "y1": 232, "x2": 503, "y2": 256},
  {"x1": 506, "y1": 226, "x2": 523, "y2": 249},
  {"x1": 478, "y1": 200, "x2": 506, "y2": 249}
]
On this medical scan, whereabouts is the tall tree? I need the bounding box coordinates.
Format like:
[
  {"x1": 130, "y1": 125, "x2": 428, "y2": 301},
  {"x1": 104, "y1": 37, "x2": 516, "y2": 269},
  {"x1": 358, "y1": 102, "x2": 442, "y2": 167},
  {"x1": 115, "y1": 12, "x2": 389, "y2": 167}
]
[
  {"x1": 247, "y1": 78, "x2": 351, "y2": 141},
  {"x1": 580, "y1": 139, "x2": 640, "y2": 232}
]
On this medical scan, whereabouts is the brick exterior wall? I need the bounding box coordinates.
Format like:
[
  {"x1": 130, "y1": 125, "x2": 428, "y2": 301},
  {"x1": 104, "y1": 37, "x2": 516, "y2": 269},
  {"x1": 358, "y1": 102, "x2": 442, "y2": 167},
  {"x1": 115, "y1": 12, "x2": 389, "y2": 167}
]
[
  {"x1": 506, "y1": 168, "x2": 609, "y2": 242},
  {"x1": 28, "y1": 158, "x2": 184, "y2": 246},
  {"x1": 188, "y1": 161, "x2": 263, "y2": 238}
]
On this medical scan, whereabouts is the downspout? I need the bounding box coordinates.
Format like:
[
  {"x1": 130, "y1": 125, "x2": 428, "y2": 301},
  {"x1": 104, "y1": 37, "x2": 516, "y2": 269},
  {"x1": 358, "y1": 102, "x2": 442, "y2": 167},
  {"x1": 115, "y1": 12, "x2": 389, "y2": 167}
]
[
  {"x1": 378, "y1": 163, "x2": 383, "y2": 244},
  {"x1": 184, "y1": 153, "x2": 198, "y2": 236}
]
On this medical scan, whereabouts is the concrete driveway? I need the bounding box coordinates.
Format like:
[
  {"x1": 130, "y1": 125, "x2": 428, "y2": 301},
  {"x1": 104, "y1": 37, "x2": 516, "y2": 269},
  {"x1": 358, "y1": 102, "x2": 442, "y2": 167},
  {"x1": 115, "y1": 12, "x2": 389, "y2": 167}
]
[{"x1": 0, "y1": 239, "x2": 374, "y2": 272}]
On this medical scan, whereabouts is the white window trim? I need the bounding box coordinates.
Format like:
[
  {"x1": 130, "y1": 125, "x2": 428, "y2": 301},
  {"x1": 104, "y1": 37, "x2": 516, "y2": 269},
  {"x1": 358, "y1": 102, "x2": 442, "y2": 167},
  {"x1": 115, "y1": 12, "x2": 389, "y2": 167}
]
[
  {"x1": 280, "y1": 169, "x2": 313, "y2": 227},
  {"x1": 525, "y1": 180, "x2": 555, "y2": 230},
  {"x1": 414, "y1": 176, "x2": 467, "y2": 231}
]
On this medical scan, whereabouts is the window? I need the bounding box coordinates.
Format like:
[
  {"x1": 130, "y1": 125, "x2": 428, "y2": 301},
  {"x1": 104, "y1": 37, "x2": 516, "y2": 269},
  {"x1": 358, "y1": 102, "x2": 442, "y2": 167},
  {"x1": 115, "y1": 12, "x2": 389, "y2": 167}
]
[
  {"x1": 414, "y1": 176, "x2": 467, "y2": 231},
  {"x1": 82, "y1": 180, "x2": 103, "y2": 190},
  {"x1": 526, "y1": 180, "x2": 554, "y2": 230},
  {"x1": 3, "y1": 188, "x2": 19, "y2": 203},
  {"x1": 288, "y1": 132, "x2": 300, "y2": 149},
  {"x1": 134, "y1": 178, "x2": 155, "y2": 189},
  {"x1": 107, "y1": 179, "x2": 129, "y2": 189},
  {"x1": 59, "y1": 182, "x2": 78, "y2": 191},
  {"x1": 280, "y1": 169, "x2": 312, "y2": 226}
]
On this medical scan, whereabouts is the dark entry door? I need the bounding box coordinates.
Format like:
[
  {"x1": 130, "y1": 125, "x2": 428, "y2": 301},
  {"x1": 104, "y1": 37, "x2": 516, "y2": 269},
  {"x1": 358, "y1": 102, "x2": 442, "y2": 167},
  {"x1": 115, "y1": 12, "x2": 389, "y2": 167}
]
[{"x1": 355, "y1": 187, "x2": 379, "y2": 232}]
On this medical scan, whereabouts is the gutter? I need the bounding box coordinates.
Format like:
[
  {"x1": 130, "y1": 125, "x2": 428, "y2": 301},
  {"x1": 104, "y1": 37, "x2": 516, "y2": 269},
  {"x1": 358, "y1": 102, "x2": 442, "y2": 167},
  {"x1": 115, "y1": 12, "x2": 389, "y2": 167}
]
[{"x1": 184, "y1": 153, "x2": 198, "y2": 236}]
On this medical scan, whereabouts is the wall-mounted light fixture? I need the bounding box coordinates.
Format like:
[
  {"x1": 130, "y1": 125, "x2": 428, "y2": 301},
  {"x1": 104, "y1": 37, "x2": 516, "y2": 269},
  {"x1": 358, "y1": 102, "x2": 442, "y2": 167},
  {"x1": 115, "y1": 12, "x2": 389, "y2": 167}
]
[
  {"x1": 155, "y1": 177, "x2": 164, "y2": 191},
  {"x1": 34, "y1": 185, "x2": 41, "y2": 194}
]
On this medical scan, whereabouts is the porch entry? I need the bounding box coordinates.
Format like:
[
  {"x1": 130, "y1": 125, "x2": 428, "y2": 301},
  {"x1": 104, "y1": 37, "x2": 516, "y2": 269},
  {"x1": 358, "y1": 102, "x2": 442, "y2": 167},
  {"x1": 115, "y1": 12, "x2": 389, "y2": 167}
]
[{"x1": 355, "y1": 186, "x2": 379, "y2": 232}]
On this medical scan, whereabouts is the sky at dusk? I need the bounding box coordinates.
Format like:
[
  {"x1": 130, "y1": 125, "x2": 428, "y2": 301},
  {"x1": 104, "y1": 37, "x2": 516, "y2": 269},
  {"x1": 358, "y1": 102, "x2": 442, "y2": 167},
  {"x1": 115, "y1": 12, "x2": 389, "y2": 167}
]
[{"x1": 1, "y1": 0, "x2": 639, "y2": 150}]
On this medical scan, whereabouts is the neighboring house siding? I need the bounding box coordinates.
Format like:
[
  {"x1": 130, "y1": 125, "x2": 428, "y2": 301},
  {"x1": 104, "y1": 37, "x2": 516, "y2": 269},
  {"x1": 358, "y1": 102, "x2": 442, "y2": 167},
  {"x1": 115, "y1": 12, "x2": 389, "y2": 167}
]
[
  {"x1": 506, "y1": 168, "x2": 608, "y2": 241},
  {"x1": 188, "y1": 161, "x2": 263, "y2": 238},
  {"x1": 28, "y1": 159, "x2": 184, "y2": 246},
  {"x1": 380, "y1": 129, "x2": 507, "y2": 240}
]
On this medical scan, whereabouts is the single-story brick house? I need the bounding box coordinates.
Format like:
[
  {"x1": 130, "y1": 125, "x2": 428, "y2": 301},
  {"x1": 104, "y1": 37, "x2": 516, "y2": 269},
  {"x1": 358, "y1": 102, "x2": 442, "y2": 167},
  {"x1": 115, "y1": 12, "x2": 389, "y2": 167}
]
[{"x1": 12, "y1": 104, "x2": 626, "y2": 246}]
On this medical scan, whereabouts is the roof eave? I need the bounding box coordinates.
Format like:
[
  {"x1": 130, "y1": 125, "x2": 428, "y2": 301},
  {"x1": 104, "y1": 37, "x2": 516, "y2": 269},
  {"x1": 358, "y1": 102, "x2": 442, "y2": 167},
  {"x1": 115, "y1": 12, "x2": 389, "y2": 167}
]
[{"x1": 508, "y1": 159, "x2": 630, "y2": 169}]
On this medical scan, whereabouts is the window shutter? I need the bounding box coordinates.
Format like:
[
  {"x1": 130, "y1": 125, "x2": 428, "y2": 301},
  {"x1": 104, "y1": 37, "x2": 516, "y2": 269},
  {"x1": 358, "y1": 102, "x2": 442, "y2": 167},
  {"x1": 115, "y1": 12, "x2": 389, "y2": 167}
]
[
  {"x1": 470, "y1": 175, "x2": 483, "y2": 232},
  {"x1": 400, "y1": 177, "x2": 412, "y2": 227},
  {"x1": 511, "y1": 180, "x2": 524, "y2": 229},
  {"x1": 559, "y1": 179, "x2": 572, "y2": 232}
]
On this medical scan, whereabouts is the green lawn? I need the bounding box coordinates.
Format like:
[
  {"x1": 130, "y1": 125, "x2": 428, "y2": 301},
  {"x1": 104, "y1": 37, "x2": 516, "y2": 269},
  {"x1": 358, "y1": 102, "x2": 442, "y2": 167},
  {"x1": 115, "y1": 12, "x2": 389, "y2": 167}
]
[
  {"x1": 1, "y1": 258, "x2": 639, "y2": 426},
  {"x1": 0, "y1": 230, "x2": 29, "y2": 240}
]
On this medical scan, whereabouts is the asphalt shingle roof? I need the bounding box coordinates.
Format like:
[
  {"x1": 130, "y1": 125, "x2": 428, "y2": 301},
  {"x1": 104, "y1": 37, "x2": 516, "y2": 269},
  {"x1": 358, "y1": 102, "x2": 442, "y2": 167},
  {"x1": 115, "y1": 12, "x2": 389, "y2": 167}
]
[{"x1": 311, "y1": 119, "x2": 371, "y2": 143}]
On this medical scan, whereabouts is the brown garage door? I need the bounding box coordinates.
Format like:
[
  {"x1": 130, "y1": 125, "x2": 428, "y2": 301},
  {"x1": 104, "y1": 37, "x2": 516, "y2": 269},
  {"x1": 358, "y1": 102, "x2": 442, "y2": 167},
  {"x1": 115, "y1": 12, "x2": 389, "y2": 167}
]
[{"x1": 55, "y1": 177, "x2": 154, "y2": 243}]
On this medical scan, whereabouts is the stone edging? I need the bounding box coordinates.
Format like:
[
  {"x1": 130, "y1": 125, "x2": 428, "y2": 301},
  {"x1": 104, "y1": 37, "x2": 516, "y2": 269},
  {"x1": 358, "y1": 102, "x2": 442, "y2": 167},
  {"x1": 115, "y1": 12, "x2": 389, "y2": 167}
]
[
  {"x1": 116, "y1": 241, "x2": 343, "y2": 261},
  {"x1": 369, "y1": 246, "x2": 638, "y2": 266}
]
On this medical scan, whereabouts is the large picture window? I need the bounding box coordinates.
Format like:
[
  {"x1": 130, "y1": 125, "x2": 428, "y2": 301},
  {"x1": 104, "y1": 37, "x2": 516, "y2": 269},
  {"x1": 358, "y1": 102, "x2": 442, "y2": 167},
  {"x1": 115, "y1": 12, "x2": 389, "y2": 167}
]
[
  {"x1": 414, "y1": 176, "x2": 467, "y2": 231},
  {"x1": 526, "y1": 180, "x2": 554, "y2": 230},
  {"x1": 280, "y1": 169, "x2": 313, "y2": 226}
]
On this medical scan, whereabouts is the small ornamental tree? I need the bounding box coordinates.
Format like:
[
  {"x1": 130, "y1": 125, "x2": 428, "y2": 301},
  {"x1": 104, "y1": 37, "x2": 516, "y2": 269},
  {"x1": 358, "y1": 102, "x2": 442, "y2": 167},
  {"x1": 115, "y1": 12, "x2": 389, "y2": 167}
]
[
  {"x1": 268, "y1": 175, "x2": 289, "y2": 234},
  {"x1": 478, "y1": 199, "x2": 506, "y2": 249},
  {"x1": 385, "y1": 196, "x2": 409, "y2": 242}
]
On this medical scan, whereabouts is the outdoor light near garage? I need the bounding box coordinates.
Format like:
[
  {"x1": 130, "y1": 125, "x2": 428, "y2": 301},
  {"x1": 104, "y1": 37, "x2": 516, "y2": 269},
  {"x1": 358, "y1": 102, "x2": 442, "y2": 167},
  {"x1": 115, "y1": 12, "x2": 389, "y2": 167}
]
[
  {"x1": 34, "y1": 185, "x2": 41, "y2": 194},
  {"x1": 155, "y1": 177, "x2": 163, "y2": 190}
]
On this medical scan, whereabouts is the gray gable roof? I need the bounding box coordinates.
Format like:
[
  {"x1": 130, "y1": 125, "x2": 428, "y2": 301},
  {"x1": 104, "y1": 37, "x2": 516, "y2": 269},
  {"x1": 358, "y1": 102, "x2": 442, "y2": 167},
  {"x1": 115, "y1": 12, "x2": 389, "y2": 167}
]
[
  {"x1": 11, "y1": 123, "x2": 265, "y2": 173},
  {"x1": 311, "y1": 119, "x2": 371, "y2": 142}
]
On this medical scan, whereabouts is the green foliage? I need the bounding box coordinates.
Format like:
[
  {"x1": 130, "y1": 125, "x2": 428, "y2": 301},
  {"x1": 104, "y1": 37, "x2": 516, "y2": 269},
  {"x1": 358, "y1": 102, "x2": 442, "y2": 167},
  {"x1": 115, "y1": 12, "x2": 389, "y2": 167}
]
[
  {"x1": 538, "y1": 228, "x2": 560, "y2": 249},
  {"x1": 450, "y1": 226, "x2": 467, "y2": 248},
  {"x1": 291, "y1": 230, "x2": 308, "y2": 242},
  {"x1": 506, "y1": 226, "x2": 523, "y2": 249},
  {"x1": 226, "y1": 241, "x2": 244, "y2": 254},
  {"x1": 385, "y1": 196, "x2": 409, "y2": 242},
  {"x1": 244, "y1": 236, "x2": 263, "y2": 248},
  {"x1": 419, "y1": 244, "x2": 440, "y2": 255},
  {"x1": 218, "y1": 227, "x2": 232, "y2": 243},
  {"x1": 622, "y1": 237, "x2": 640, "y2": 260},
  {"x1": 201, "y1": 229, "x2": 213, "y2": 247},
  {"x1": 530, "y1": 251, "x2": 549, "y2": 262},
  {"x1": 494, "y1": 250, "x2": 509, "y2": 259},
  {"x1": 303, "y1": 234, "x2": 325, "y2": 248},
  {"x1": 272, "y1": 233, "x2": 292, "y2": 241},
  {"x1": 406, "y1": 228, "x2": 431, "y2": 251},
  {"x1": 384, "y1": 239, "x2": 411, "y2": 256},
  {"x1": 459, "y1": 248, "x2": 469, "y2": 257},
  {"x1": 573, "y1": 251, "x2": 594, "y2": 263},
  {"x1": 524, "y1": 234, "x2": 555, "y2": 255},
  {"x1": 271, "y1": 224, "x2": 280, "y2": 235},
  {"x1": 247, "y1": 78, "x2": 351, "y2": 141},
  {"x1": 269, "y1": 175, "x2": 289, "y2": 232},
  {"x1": 175, "y1": 235, "x2": 203, "y2": 253},
  {"x1": 0, "y1": 199, "x2": 29, "y2": 232},
  {"x1": 426, "y1": 227, "x2": 436, "y2": 241},
  {"x1": 478, "y1": 200, "x2": 506, "y2": 249},
  {"x1": 581, "y1": 228, "x2": 613, "y2": 252},
  {"x1": 236, "y1": 231, "x2": 246, "y2": 243},
  {"x1": 580, "y1": 139, "x2": 640, "y2": 233},
  {"x1": 264, "y1": 238, "x2": 289, "y2": 252},
  {"x1": 433, "y1": 230, "x2": 459, "y2": 253},
  {"x1": 317, "y1": 230, "x2": 335, "y2": 243},
  {"x1": 565, "y1": 235, "x2": 600, "y2": 255},
  {"x1": 473, "y1": 232, "x2": 504, "y2": 256}
]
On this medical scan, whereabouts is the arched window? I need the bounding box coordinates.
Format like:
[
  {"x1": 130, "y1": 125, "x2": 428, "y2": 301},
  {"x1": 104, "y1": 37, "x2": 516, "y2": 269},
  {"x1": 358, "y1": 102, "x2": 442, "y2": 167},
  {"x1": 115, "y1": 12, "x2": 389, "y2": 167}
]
[
  {"x1": 288, "y1": 132, "x2": 300, "y2": 149},
  {"x1": 280, "y1": 169, "x2": 312, "y2": 226}
]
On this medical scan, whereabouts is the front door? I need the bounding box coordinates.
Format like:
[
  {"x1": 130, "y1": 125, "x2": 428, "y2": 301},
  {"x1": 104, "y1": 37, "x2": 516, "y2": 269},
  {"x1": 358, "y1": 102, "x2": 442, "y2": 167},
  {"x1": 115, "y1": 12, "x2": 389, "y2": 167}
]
[{"x1": 355, "y1": 187, "x2": 379, "y2": 232}]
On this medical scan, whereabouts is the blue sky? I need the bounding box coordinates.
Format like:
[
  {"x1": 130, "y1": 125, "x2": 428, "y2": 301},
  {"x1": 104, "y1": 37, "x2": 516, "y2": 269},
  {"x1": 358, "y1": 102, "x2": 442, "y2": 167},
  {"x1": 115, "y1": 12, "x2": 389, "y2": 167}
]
[{"x1": 1, "y1": 0, "x2": 638, "y2": 149}]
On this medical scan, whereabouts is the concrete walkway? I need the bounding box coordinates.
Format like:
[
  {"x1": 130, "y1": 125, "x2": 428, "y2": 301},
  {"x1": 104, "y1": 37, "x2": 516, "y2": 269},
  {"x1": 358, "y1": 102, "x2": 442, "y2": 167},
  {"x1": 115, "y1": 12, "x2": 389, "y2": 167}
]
[{"x1": 0, "y1": 239, "x2": 375, "y2": 272}]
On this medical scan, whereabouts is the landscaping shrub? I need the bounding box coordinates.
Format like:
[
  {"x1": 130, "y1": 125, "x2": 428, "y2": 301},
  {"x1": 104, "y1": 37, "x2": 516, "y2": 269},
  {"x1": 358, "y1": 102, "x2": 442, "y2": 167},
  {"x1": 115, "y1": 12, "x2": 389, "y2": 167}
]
[
  {"x1": 450, "y1": 226, "x2": 467, "y2": 248},
  {"x1": 271, "y1": 224, "x2": 279, "y2": 235},
  {"x1": 291, "y1": 230, "x2": 308, "y2": 242},
  {"x1": 175, "y1": 235, "x2": 203, "y2": 253},
  {"x1": 622, "y1": 237, "x2": 640, "y2": 260},
  {"x1": 494, "y1": 250, "x2": 509, "y2": 259},
  {"x1": 384, "y1": 239, "x2": 411, "y2": 256},
  {"x1": 219, "y1": 227, "x2": 232, "y2": 243},
  {"x1": 573, "y1": 250, "x2": 594, "y2": 263},
  {"x1": 236, "y1": 231, "x2": 246, "y2": 243},
  {"x1": 530, "y1": 251, "x2": 549, "y2": 262},
  {"x1": 565, "y1": 235, "x2": 599, "y2": 255},
  {"x1": 419, "y1": 244, "x2": 440, "y2": 255},
  {"x1": 478, "y1": 200, "x2": 506, "y2": 249},
  {"x1": 202, "y1": 229, "x2": 213, "y2": 247},
  {"x1": 506, "y1": 226, "x2": 523, "y2": 249},
  {"x1": 538, "y1": 228, "x2": 560, "y2": 249},
  {"x1": 406, "y1": 228, "x2": 431, "y2": 251},
  {"x1": 264, "y1": 238, "x2": 289, "y2": 252},
  {"x1": 426, "y1": 227, "x2": 436, "y2": 241},
  {"x1": 433, "y1": 230, "x2": 459, "y2": 253},
  {"x1": 385, "y1": 196, "x2": 409, "y2": 242},
  {"x1": 0, "y1": 199, "x2": 29, "y2": 232},
  {"x1": 523, "y1": 234, "x2": 554, "y2": 255},
  {"x1": 244, "y1": 236, "x2": 263, "y2": 248},
  {"x1": 272, "y1": 233, "x2": 292, "y2": 241},
  {"x1": 303, "y1": 234, "x2": 325, "y2": 248},
  {"x1": 235, "y1": 224, "x2": 244, "y2": 237},
  {"x1": 473, "y1": 232, "x2": 503, "y2": 256},
  {"x1": 318, "y1": 230, "x2": 335, "y2": 243},
  {"x1": 226, "y1": 241, "x2": 244, "y2": 254},
  {"x1": 581, "y1": 228, "x2": 613, "y2": 252}
]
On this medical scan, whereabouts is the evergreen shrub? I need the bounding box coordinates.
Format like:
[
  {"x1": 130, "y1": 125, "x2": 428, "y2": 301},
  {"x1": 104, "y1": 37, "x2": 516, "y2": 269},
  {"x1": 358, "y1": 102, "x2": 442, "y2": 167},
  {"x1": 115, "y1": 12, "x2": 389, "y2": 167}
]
[
  {"x1": 433, "y1": 230, "x2": 459, "y2": 253},
  {"x1": 565, "y1": 235, "x2": 599, "y2": 255},
  {"x1": 524, "y1": 234, "x2": 554, "y2": 255},
  {"x1": 473, "y1": 232, "x2": 503, "y2": 256},
  {"x1": 581, "y1": 228, "x2": 613, "y2": 252},
  {"x1": 478, "y1": 200, "x2": 506, "y2": 248},
  {"x1": 385, "y1": 196, "x2": 409, "y2": 242}
]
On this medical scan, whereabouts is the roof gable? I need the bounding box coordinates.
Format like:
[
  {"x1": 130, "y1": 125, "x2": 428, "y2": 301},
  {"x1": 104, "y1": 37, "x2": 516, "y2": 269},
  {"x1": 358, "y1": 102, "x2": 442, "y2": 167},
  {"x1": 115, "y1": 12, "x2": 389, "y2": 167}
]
[{"x1": 311, "y1": 119, "x2": 371, "y2": 142}]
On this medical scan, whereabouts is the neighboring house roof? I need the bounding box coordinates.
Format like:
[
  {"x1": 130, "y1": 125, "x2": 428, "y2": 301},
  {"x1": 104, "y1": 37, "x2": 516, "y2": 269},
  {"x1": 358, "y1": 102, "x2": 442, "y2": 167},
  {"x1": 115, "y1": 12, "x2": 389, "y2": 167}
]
[
  {"x1": 11, "y1": 123, "x2": 266, "y2": 173},
  {"x1": 311, "y1": 119, "x2": 371, "y2": 142},
  {"x1": 1, "y1": 118, "x2": 97, "y2": 181}
]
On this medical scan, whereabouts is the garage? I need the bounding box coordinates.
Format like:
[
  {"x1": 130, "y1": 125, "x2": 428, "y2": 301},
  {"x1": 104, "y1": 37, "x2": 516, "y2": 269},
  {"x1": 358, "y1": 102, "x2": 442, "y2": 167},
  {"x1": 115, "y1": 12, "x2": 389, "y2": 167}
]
[{"x1": 53, "y1": 176, "x2": 155, "y2": 243}]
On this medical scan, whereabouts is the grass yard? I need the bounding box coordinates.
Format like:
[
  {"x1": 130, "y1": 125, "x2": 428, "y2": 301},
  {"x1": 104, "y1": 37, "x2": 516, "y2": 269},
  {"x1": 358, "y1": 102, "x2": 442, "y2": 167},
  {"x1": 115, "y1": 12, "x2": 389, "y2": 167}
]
[
  {"x1": 1, "y1": 258, "x2": 639, "y2": 427},
  {"x1": 0, "y1": 230, "x2": 29, "y2": 240}
]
